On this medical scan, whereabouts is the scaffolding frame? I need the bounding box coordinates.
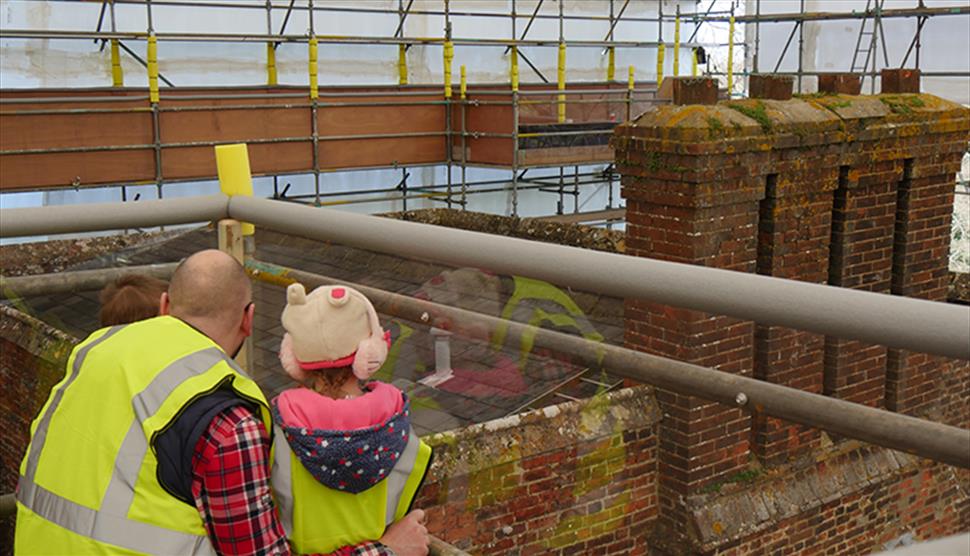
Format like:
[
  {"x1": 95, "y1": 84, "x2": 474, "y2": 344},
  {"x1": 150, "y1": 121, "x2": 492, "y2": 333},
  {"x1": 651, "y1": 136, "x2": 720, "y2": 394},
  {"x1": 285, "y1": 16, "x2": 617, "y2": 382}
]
[
  {"x1": 705, "y1": 0, "x2": 970, "y2": 95},
  {"x1": 1, "y1": 0, "x2": 968, "y2": 220},
  {"x1": 0, "y1": 0, "x2": 723, "y2": 219}
]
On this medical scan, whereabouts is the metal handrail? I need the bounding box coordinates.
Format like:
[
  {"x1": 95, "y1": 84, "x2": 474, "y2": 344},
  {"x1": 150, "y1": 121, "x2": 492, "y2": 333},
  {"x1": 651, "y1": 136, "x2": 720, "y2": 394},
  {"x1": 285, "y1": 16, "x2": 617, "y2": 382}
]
[
  {"x1": 227, "y1": 196, "x2": 970, "y2": 361},
  {"x1": 242, "y1": 260, "x2": 970, "y2": 468},
  {"x1": 1, "y1": 256, "x2": 966, "y2": 467},
  {"x1": 1, "y1": 195, "x2": 967, "y2": 360}
]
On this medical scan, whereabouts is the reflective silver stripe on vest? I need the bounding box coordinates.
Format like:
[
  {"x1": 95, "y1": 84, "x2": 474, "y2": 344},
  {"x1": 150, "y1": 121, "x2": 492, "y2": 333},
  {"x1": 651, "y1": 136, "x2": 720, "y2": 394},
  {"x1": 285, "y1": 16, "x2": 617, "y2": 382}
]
[
  {"x1": 271, "y1": 426, "x2": 422, "y2": 531},
  {"x1": 224, "y1": 354, "x2": 253, "y2": 379},
  {"x1": 384, "y1": 427, "x2": 421, "y2": 524},
  {"x1": 18, "y1": 344, "x2": 230, "y2": 555},
  {"x1": 101, "y1": 347, "x2": 230, "y2": 517},
  {"x1": 271, "y1": 426, "x2": 295, "y2": 535},
  {"x1": 17, "y1": 478, "x2": 212, "y2": 555},
  {"x1": 23, "y1": 326, "x2": 124, "y2": 482}
]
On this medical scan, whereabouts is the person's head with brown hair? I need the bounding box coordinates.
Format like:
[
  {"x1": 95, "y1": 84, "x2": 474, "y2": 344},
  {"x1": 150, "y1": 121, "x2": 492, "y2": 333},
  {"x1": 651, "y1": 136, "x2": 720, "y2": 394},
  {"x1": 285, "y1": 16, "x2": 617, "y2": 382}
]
[{"x1": 99, "y1": 273, "x2": 170, "y2": 327}]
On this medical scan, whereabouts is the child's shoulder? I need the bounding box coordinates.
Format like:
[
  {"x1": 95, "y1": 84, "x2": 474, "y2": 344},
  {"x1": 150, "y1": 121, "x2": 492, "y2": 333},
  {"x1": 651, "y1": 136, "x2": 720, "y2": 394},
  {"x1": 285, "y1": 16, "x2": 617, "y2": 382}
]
[{"x1": 368, "y1": 381, "x2": 407, "y2": 403}]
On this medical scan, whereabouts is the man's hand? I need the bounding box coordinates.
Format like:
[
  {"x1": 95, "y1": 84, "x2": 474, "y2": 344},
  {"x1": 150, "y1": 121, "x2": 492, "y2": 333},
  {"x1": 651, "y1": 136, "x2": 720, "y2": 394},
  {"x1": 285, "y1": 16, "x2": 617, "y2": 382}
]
[{"x1": 379, "y1": 509, "x2": 429, "y2": 556}]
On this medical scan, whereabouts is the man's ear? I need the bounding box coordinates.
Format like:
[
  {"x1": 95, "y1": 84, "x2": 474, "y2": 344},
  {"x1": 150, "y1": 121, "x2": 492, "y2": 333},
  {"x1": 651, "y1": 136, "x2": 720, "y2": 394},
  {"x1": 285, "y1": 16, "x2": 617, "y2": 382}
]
[
  {"x1": 241, "y1": 302, "x2": 255, "y2": 338},
  {"x1": 159, "y1": 292, "x2": 171, "y2": 316}
]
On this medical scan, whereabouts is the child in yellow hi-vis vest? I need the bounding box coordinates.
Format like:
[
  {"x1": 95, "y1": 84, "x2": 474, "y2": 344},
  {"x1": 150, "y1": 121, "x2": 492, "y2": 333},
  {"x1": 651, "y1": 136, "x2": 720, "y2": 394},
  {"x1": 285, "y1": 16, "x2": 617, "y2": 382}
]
[{"x1": 271, "y1": 283, "x2": 433, "y2": 554}]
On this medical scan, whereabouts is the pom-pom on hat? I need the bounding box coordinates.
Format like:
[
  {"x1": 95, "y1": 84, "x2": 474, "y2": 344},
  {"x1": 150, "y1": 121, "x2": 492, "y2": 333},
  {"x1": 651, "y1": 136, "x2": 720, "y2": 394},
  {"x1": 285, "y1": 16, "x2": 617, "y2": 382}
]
[{"x1": 280, "y1": 283, "x2": 390, "y2": 382}]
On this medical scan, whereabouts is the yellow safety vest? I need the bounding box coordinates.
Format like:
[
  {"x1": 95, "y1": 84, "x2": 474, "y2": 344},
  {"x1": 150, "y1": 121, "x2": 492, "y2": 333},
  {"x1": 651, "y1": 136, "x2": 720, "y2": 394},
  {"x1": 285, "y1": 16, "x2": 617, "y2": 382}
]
[
  {"x1": 492, "y1": 275, "x2": 605, "y2": 364},
  {"x1": 271, "y1": 424, "x2": 432, "y2": 554},
  {"x1": 15, "y1": 316, "x2": 271, "y2": 555}
]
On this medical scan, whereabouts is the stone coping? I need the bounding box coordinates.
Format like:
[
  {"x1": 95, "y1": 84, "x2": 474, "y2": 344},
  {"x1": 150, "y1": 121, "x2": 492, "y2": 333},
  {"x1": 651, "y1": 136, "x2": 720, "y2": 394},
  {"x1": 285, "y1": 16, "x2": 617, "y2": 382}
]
[
  {"x1": 613, "y1": 93, "x2": 969, "y2": 153},
  {"x1": 422, "y1": 385, "x2": 660, "y2": 479},
  {"x1": 0, "y1": 304, "x2": 76, "y2": 365},
  {"x1": 382, "y1": 208, "x2": 625, "y2": 254},
  {"x1": 687, "y1": 442, "x2": 933, "y2": 550}
]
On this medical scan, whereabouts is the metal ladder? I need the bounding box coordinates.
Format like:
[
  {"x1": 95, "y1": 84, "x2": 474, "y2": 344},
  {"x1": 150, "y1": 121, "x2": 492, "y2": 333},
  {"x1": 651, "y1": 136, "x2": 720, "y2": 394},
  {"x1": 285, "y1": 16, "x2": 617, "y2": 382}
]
[{"x1": 850, "y1": 0, "x2": 884, "y2": 77}]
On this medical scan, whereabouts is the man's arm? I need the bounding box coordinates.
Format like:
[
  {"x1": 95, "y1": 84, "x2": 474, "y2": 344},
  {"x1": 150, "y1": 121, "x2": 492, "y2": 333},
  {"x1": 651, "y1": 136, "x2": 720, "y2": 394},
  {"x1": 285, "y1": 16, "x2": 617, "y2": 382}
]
[
  {"x1": 191, "y1": 405, "x2": 394, "y2": 556},
  {"x1": 191, "y1": 405, "x2": 289, "y2": 555}
]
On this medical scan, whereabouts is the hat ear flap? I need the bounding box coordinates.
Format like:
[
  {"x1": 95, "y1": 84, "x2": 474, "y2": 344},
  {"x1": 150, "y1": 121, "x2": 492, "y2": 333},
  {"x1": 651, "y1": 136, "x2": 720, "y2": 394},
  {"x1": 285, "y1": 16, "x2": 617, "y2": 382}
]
[
  {"x1": 350, "y1": 291, "x2": 389, "y2": 380},
  {"x1": 279, "y1": 333, "x2": 309, "y2": 383}
]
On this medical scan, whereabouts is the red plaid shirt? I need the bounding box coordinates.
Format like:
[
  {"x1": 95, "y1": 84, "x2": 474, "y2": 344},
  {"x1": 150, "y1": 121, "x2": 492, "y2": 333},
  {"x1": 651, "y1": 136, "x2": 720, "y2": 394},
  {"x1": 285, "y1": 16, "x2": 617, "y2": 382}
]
[{"x1": 191, "y1": 405, "x2": 392, "y2": 556}]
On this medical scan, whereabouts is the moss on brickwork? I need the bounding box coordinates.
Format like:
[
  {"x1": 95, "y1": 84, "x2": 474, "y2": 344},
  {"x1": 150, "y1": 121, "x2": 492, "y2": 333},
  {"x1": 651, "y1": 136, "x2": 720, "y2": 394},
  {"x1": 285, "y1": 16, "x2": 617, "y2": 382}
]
[
  {"x1": 794, "y1": 91, "x2": 839, "y2": 99},
  {"x1": 620, "y1": 103, "x2": 764, "y2": 144},
  {"x1": 879, "y1": 94, "x2": 926, "y2": 115},
  {"x1": 688, "y1": 445, "x2": 969, "y2": 553},
  {"x1": 699, "y1": 467, "x2": 763, "y2": 494},
  {"x1": 726, "y1": 100, "x2": 774, "y2": 133},
  {"x1": 803, "y1": 94, "x2": 889, "y2": 122},
  {"x1": 382, "y1": 208, "x2": 626, "y2": 253},
  {"x1": 420, "y1": 386, "x2": 660, "y2": 477},
  {"x1": 415, "y1": 386, "x2": 661, "y2": 553},
  {"x1": 706, "y1": 116, "x2": 725, "y2": 138}
]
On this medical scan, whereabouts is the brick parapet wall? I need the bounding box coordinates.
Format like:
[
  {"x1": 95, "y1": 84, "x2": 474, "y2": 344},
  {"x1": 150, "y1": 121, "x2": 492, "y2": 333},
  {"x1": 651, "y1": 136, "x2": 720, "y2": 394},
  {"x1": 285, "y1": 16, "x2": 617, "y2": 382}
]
[
  {"x1": 416, "y1": 386, "x2": 662, "y2": 555},
  {"x1": 802, "y1": 96, "x2": 898, "y2": 412},
  {"x1": 740, "y1": 98, "x2": 842, "y2": 466},
  {"x1": 0, "y1": 305, "x2": 78, "y2": 556},
  {"x1": 877, "y1": 95, "x2": 969, "y2": 418},
  {"x1": 613, "y1": 88, "x2": 970, "y2": 553},
  {"x1": 615, "y1": 104, "x2": 767, "y2": 537}
]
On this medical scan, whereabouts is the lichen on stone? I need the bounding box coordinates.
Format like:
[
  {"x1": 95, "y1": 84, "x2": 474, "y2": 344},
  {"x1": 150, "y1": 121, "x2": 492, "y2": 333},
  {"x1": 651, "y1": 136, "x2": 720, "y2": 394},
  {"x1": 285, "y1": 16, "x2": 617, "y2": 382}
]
[{"x1": 879, "y1": 95, "x2": 926, "y2": 115}]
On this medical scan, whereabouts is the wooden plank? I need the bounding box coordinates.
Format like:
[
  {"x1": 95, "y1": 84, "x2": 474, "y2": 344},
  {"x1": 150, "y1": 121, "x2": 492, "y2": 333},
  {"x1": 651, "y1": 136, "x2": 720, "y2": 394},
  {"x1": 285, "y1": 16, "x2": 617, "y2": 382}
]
[
  {"x1": 461, "y1": 95, "x2": 513, "y2": 166},
  {"x1": 316, "y1": 93, "x2": 445, "y2": 168},
  {"x1": 319, "y1": 137, "x2": 444, "y2": 170},
  {"x1": 535, "y1": 208, "x2": 626, "y2": 224},
  {"x1": 0, "y1": 150, "x2": 156, "y2": 190},
  {"x1": 0, "y1": 82, "x2": 662, "y2": 191},
  {"x1": 518, "y1": 145, "x2": 614, "y2": 167}
]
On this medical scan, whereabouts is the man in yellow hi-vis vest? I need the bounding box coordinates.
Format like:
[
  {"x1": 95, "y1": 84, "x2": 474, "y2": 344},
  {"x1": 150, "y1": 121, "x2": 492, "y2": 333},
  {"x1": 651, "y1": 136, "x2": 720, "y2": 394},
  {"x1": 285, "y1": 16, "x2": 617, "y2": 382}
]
[{"x1": 15, "y1": 250, "x2": 429, "y2": 556}]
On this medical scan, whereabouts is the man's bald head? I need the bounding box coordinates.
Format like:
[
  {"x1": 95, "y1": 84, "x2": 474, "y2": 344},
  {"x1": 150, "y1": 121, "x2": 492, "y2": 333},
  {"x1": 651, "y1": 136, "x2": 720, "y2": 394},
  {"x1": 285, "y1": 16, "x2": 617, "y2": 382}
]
[{"x1": 167, "y1": 250, "x2": 252, "y2": 325}]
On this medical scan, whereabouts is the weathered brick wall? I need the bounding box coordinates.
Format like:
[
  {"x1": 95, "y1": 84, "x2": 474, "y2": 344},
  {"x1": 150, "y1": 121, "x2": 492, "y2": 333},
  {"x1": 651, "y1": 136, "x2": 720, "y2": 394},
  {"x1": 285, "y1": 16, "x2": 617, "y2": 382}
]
[
  {"x1": 745, "y1": 95, "x2": 841, "y2": 466},
  {"x1": 813, "y1": 96, "x2": 898, "y2": 412},
  {"x1": 617, "y1": 106, "x2": 766, "y2": 543},
  {"x1": 882, "y1": 96, "x2": 968, "y2": 419},
  {"x1": 612, "y1": 75, "x2": 970, "y2": 554},
  {"x1": 700, "y1": 450, "x2": 968, "y2": 555},
  {"x1": 416, "y1": 387, "x2": 661, "y2": 555},
  {"x1": 0, "y1": 305, "x2": 77, "y2": 555}
]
